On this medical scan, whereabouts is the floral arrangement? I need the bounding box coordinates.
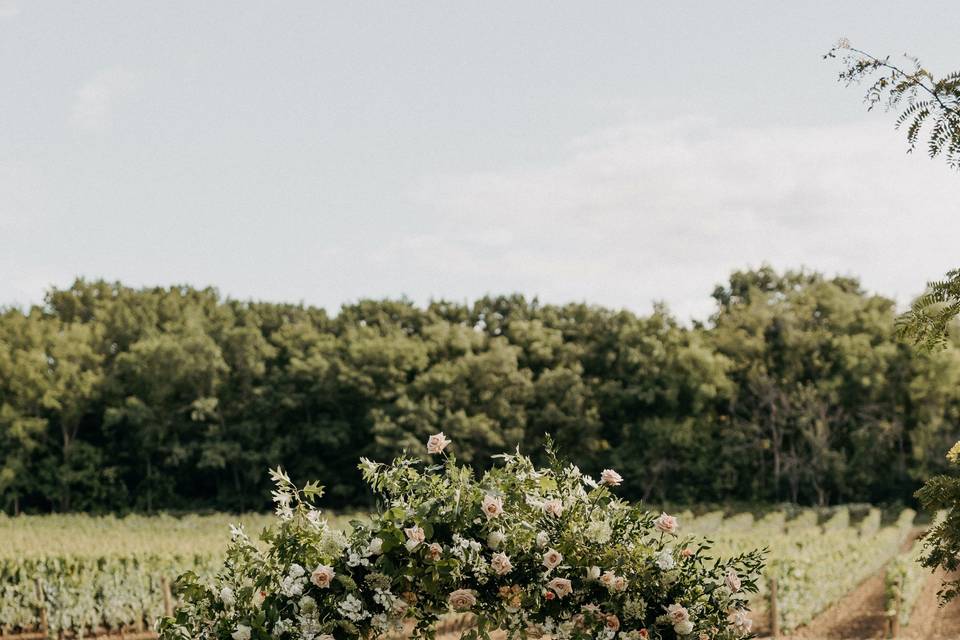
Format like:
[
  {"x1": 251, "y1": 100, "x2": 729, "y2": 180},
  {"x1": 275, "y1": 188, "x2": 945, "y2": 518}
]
[{"x1": 158, "y1": 435, "x2": 763, "y2": 640}]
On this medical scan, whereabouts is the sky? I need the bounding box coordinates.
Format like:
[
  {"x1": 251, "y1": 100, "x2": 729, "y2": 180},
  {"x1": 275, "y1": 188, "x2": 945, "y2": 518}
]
[{"x1": 2, "y1": 1, "x2": 959, "y2": 320}]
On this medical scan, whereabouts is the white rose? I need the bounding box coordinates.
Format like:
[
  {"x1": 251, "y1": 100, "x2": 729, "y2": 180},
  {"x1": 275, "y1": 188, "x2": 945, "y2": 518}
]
[
  {"x1": 220, "y1": 586, "x2": 235, "y2": 607},
  {"x1": 586, "y1": 565, "x2": 601, "y2": 581},
  {"x1": 599, "y1": 570, "x2": 617, "y2": 589},
  {"x1": 666, "y1": 603, "x2": 690, "y2": 624},
  {"x1": 404, "y1": 525, "x2": 425, "y2": 550},
  {"x1": 490, "y1": 552, "x2": 513, "y2": 575},
  {"x1": 674, "y1": 619, "x2": 694, "y2": 635},
  {"x1": 542, "y1": 499, "x2": 563, "y2": 518},
  {"x1": 482, "y1": 494, "x2": 504, "y2": 519},
  {"x1": 542, "y1": 548, "x2": 563, "y2": 570},
  {"x1": 654, "y1": 512, "x2": 679, "y2": 535},
  {"x1": 231, "y1": 625, "x2": 251, "y2": 640},
  {"x1": 536, "y1": 531, "x2": 550, "y2": 548},
  {"x1": 600, "y1": 469, "x2": 623, "y2": 486},
  {"x1": 487, "y1": 531, "x2": 505, "y2": 549},
  {"x1": 310, "y1": 564, "x2": 335, "y2": 589},
  {"x1": 448, "y1": 588, "x2": 477, "y2": 611},
  {"x1": 426, "y1": 432, "x2": 451, "y2": 454},
  {"x1": 547, "y1": 577, "x2": 573, "y2": 598},
  {"x1": 656, "y1": 547, "x2": 676, "y2": 570},
  {"x1": 368, "y1": 537, "x2": 384, "y2": 555}
]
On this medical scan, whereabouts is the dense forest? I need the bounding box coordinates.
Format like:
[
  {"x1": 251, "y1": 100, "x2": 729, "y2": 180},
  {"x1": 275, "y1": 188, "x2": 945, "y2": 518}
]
[{"x1": 2, "y1": 267, "x2": 959, "y2": 514}]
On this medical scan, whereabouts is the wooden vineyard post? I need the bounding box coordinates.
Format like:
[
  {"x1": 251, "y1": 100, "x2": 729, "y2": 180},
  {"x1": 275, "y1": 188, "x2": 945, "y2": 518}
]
[
  {"x1": 891, "y1": 578, "x2": 902, "y2": 639},
  {"x1": 161, "y1": 576, "x2": 174, "y2": 618},
  {"x1": 769, "y1": 576, "x2": 780, "y2": 639},
  {"x1": 34, "y1": 578, "x2": 49, "y2": 637}
]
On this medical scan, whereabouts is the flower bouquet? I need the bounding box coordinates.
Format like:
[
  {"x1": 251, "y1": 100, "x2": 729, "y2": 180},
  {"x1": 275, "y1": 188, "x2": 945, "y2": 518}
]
[{"x1": 159, "y1": 435, "x2": 763, "y2": 640}]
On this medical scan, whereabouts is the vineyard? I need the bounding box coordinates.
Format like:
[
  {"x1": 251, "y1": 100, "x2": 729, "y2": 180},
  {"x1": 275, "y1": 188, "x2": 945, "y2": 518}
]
[{"x1": 0, "y1": 507, "x2": 948, "y2": 639}]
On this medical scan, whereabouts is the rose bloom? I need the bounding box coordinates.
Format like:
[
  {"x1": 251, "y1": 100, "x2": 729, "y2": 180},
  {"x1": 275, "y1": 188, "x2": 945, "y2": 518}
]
[
  {"x1": 638, "y1": 630, "x2": 649, "y2": 639},
  {"x1": 547, "y1": 577, "x2": 573, "y2": 598},
  {"x1": 542, "y1": 498, "x2": 563, "y2": 518},
  {"x1": 586, "y1": 565, "x2": 601, "y2": 581},
  {"x1": 488, "y1": 530, "x2": 505, "y2": 549},
  {"x1": 368, "y1": 537, "x2": 384, "y2": 555},
  {"x1": 426, "y1": 432, "x2": 451, "y2": 454},
  {"x1": 542, "y1": 548, "x2": 563, "y2": 570},
  {"x1": 310, "y1": 564, "x2": 335, "y2": 589},
  {"x1": 654, "y1": 512, "x2": 679, "y2": 535},
  {"x1": 666, "y1": 603, "x2": 690, "y2": 624},
  {"x1": 725, "y1": 569, "x2": 742, "y2": 592},
  {"x1": 544, "y1": 591, "x2": 555, "y2": 601},
  {"x1": 675, "y1": 620, "x2": 694, "y2": 635},
  {"x1": 605, "y1": 614, "x2": 620, "y2": 632},
  {"x1": 536, "y1": 531, "x2": 550, "y2": 548},
  {"x1": 491, "y1": 552, "x2": 513, "y2": 575},
  {"x1": 448, "y1": 589, "x2": 477, "y2": 611},
  {"x1": 426, "y1": 542, "x2": 443, "y2": 562},
  {"x1": 404, "y1": 525, "x2": 425, "y2": 545},
  {"x1": 681, "y1": 547, "x2": 694, "y2": 558},
  {"x1": 600, "y1": 469, "x2": 623, "y2": 486},
  {"x1": 612, "y1": 575, "x2": 628, "y2": 592},
  {"x1": 599, "y1": 570, "x2": 617, "y2": 589},
  {"x1": 482, "y1": 494, "x2": 504, "y2": 519}
]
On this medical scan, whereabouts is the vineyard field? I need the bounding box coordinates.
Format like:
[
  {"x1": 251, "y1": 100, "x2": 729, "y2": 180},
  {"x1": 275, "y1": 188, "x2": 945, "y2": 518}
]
[{"x1": 0, "y1": 507, "x2": 939, "y2": 638}]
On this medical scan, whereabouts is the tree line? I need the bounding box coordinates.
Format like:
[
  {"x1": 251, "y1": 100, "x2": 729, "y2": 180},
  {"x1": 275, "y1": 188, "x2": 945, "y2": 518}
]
[{"x1": 2, "y1": 267, "x2": 959, "y2": 513}]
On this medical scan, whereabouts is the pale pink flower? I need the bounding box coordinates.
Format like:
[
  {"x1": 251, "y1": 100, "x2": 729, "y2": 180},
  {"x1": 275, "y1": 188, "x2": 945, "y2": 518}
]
[
  {"x1": 426, "y1": 432, "x2": 451, "y2": 454},
  {"x1": 666, "y1": 603, "x2": 690, "y2": 625},
  {"x1": 490, "y1": 552, "x2": 513, "y2": 575},
  {"x1": 612, "y1": 575, "x2": 628, "y2": 592},
  {"x1": 605, "y1": 614, "x2": 620, "y2": 632},
  {"x1": 482, "y1": 494, "x2": 504, "y2": 519},
  {"x1": 599, "y1": 570, "x2": 617, "y2": 589},
  {"x1": 725, "y1": 569, "x2": 742, "y2": 592},
  {"x1": 600, "y1": 469, "x2": 623, "y2": 486},
  {"x1": 448, "y1": 589, "x2": 477, "y2": 611},
  {"x1": 547, "y1": 577, "x2": 573, "y2": 598},
  {"x1": 542, "y1": 548, "x2": 563, "y2": 570},
  {"x1": 310, "y1": 564, "x2": 335, "y2": 589},
  {"x1": 655, "y1": 512, "x2": 679, "y2": 535},
  {"x1": 404, "y1": 525, "x2": 425, "y2": 550},
  {"x1": 542, "y1": 499, "x2": 563, "y2": 518},
  {"x1": 426, "y1": 542, "x2": 443, "y2": 561}
]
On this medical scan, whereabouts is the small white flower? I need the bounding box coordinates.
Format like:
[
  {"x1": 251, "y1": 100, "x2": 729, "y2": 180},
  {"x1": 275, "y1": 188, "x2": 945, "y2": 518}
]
[
  {"x1": 586, "y1": 565, "x2": 601, "y2": 581},
  {"x1": 487, "y1": 530, "x2": 505, "y2": 549},
  {"x1": 219, "y1": 586, "x2": 235, "y2": 608},
  {"x1": 656, "y1": 547, "x2": 676, "y2": 570},
  {"x1": 675, "y1": 619, "x2": 694, "y2": 635},
  {"x1": 368, "y1": 537, "x2": 384, "y2": 555},
  {"x1": 231, "y1": 625, "x2": 251, "y2": 640},
  {"x1": 536, "y1": 531, "x2": 550, "y2": 548}
]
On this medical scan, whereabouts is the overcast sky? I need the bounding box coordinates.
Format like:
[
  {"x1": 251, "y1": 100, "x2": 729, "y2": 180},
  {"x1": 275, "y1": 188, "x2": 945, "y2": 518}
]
[{"x1": 2, "y1": 1, "x2": 959, "y2": 320}]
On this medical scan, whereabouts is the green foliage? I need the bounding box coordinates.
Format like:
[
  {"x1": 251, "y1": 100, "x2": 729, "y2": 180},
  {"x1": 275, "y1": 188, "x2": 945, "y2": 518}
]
[
  {"x1": 826, "y1": 40, "x2": 960, "y2": 169},
  {"x1": 2, "y1": 271, "x2": 960, "y2": 513}
]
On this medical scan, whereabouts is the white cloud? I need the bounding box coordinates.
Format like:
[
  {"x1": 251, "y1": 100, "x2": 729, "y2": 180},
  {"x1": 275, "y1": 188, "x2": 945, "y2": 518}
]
[
  {"x1": 0, "y1": 0, "x2": 18, "y2": 20},
  {"x1": 406, "y1": 117, "x2": 960, "y2": 320},
  {"x1": 69, "y1": 68, "x2": 141, "y2": 133}
]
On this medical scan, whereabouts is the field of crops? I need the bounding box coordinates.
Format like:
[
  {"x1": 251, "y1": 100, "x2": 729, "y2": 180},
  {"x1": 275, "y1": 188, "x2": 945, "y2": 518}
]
[
  {"x1": 0, "y1": 507, "x2": 935, "y2": 638},
  {"x1": 0, "y1": 513, "x2": 355, "y2": 637}
]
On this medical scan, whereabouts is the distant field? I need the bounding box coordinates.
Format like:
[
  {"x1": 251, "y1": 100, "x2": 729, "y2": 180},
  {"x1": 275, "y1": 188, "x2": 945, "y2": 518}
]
[
  {"x1": 0, "y1": 507, "x2": 935, "y2": 638},
  {"x1": 0, "y1": 512, "x2": 358, "y2": 635}
]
